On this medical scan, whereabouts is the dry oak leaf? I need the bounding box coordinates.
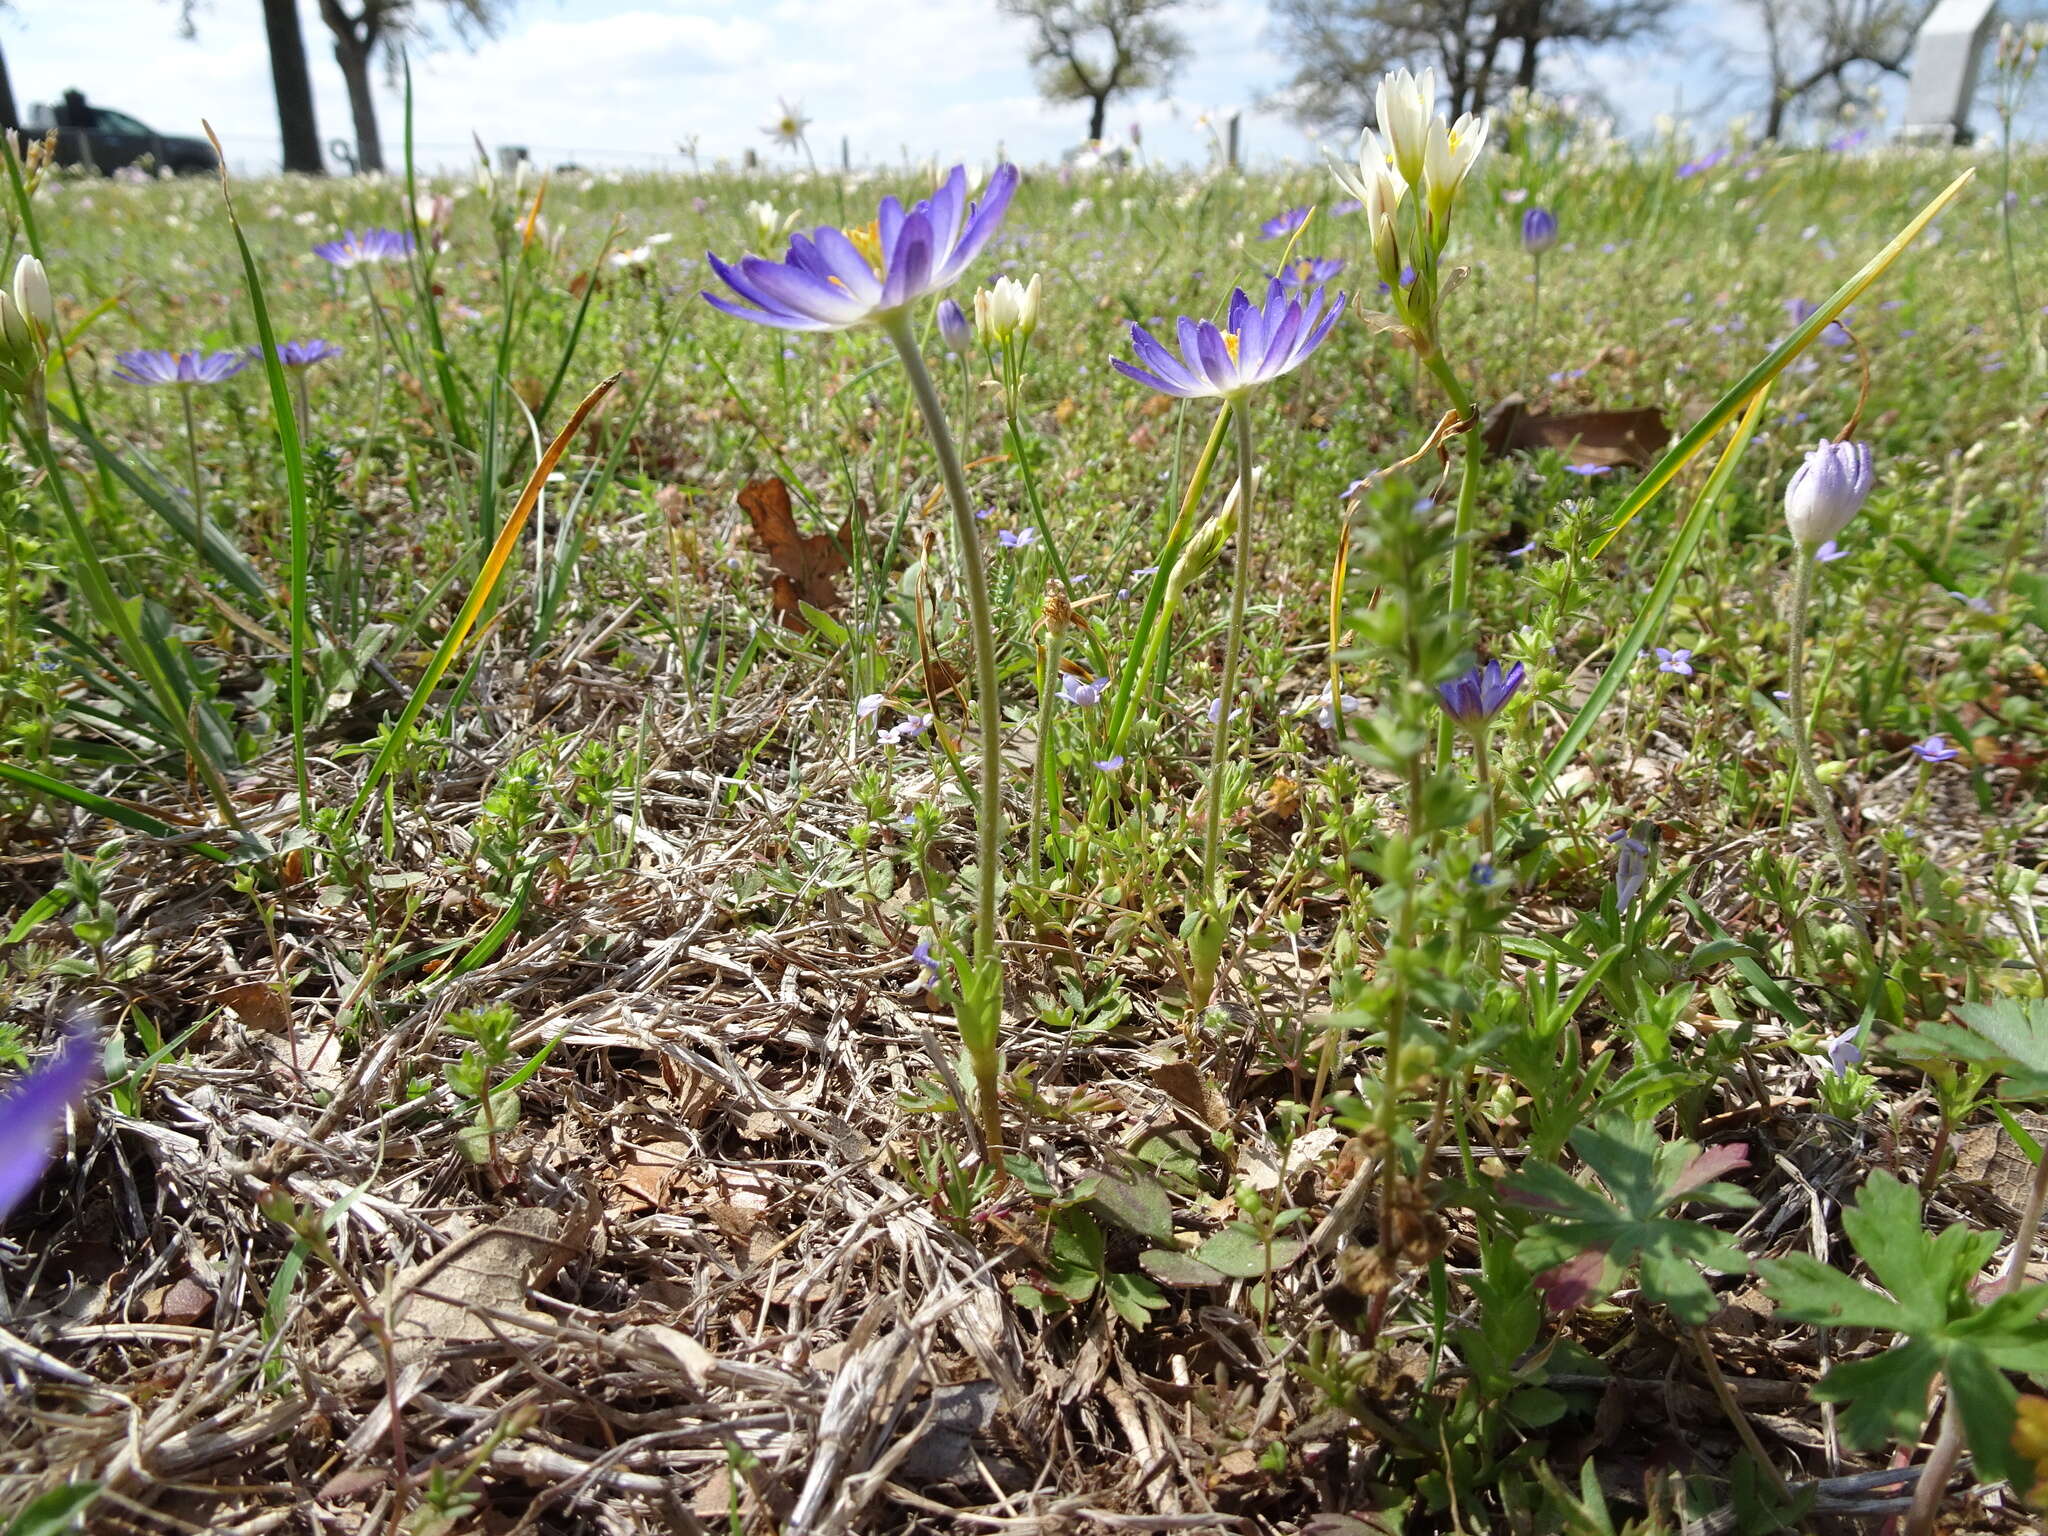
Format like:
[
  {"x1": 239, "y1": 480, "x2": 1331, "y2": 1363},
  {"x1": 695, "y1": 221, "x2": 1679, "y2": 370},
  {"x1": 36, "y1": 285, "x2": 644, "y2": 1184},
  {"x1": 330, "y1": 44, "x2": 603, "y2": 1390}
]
[{"x1": 739, "y1": 475, "x2": 850, "y2": 632}]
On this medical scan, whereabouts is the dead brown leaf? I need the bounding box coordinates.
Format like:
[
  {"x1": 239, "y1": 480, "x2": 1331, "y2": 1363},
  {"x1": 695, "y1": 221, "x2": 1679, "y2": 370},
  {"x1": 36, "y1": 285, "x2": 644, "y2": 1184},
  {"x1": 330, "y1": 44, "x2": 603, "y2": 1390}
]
[
  {"x1": 739, "y1": 476, "x2": 850, "y2": 632},
  {"x1": 1482, "y1": 394, "x2": 1670, "y2": 469}
]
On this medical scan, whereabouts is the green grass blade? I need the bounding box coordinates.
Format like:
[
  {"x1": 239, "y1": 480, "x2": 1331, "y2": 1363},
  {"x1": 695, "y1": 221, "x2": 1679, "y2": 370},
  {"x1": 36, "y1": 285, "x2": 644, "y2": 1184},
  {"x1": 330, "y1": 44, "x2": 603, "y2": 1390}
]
[
  {"x1": 347, "y1": 373, "x2": 620, "y2": 822},
  {"x1": 204, "y1": 123, "x2": 315, "y2": 820},
  {"x1": 1535, "y1": 384, "x2": 1773, "y2": 798},
  {"x1": 1592, "y1": 166, "x2": 1973, "y2": 554},
  {"x1": 0, "y1": 762, "x2": 234, "y2": 862}
]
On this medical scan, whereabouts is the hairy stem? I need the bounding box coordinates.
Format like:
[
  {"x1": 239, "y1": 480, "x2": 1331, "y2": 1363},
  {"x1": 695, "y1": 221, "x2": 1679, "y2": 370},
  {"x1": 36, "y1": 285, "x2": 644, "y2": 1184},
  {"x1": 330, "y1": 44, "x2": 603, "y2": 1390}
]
[
  {"x1": 1784, "y1": 551, "x2": 1866, "y2": 917},
  {"x1": 179, "y1": 385, "x2": 206, "y2": 522},
  {"x1": 1425, "y1": 350, "x2": 1483, "y2": 766},
  {"x1": 1199, "y1": 400, "x2": 1258, "y2": 893}
]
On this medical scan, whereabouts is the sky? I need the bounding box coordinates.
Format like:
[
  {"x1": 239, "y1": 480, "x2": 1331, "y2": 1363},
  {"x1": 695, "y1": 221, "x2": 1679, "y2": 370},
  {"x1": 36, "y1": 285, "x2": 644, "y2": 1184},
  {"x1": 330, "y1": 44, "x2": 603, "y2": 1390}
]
[{"x1": 0, "y1": 0, "x2": 2018, "y2": 177}]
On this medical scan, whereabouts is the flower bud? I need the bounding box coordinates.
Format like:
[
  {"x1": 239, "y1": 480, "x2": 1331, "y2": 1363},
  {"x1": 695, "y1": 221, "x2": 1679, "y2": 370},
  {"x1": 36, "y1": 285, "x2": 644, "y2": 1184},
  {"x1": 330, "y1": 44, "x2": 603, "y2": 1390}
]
[
  {"x1": 936, "y1": 297, "x2": 972, "y2": 354},
  {"x1": 1376, "y1": 67, "x2": 1436, "y2": 187},
  {"x1": 1784, "y1": 438, "x2": 1873, "y2": 545},
  {"x1": 1520, "y1": 206, "x2": 1558, "y2": 255},
  {"x1": 12, "y1": 256, "x2": 52, "y2": 350},
  {"x1": 972, "y1": 272, "x2": 1040, "y2": 346}
]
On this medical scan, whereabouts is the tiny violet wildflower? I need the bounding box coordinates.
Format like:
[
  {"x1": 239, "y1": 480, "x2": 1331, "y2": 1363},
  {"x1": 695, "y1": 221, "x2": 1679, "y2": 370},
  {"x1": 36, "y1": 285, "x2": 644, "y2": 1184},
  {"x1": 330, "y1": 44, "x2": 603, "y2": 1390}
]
[
  {"x1": 1654, "y1": 647, "x2": 1694, "y2": 676},
  {"x1": 1092, "y1": 755, "x2": 1126, "y2": 771},
  {"x1": 1814, "y1": 539, "x2": 1848, "y2": 562},
  {"x1": 1948, "y1": 589, "x2": 1994, "y2": 615},
  {"x1": 1910, "y1": 734, "x2": 1961, "y2": 763},
  {"x1": 1206, "y1": 697, "x2": 1245, "y2": 725},
  {"x1": 1060, "y1": 671, "x2": 1109, "y2": 707},
  {"x1": 1315, "y1": 693, "x2": 1369, "y2": 730},
  {"x1": 1564, "y1": 462, "x2": 1610, "y2": 476},
  {"x1": 906, "y1": 935, "x2": 940, "y2": 992},
  {"x1": 998, "y1": 527, "x2": 1037, "y2": 549},
  {"x1": 1471, "y1": 859, "x2": 1497, "y2": 888},
  {"x1": 1436, "y1": 660, "x2": 1525, "y2": 725},
  {"x1": 876, "y1": 713, "x2": 932, "y2": 747},
  {"x1": 855, "y1": 692, "x2": 886, "y2": 720},
  {"x1": 1822, "y1": 1029, "x2": 1864, "y2": 1074},
  {"x1": 256, "y1": 338, "x2": 343, "y2": 368}
]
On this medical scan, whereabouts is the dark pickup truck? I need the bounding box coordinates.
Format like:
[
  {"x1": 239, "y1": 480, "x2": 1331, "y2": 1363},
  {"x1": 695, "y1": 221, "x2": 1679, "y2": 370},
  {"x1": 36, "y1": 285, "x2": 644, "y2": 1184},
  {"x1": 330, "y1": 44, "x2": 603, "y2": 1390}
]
[{"x1": 26, "y1": 91, "x2": 216, "y2": 176}]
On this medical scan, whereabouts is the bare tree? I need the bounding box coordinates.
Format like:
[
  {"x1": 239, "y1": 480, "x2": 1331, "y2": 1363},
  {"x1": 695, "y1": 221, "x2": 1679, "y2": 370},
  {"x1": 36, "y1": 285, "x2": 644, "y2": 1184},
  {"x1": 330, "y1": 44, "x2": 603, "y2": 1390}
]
[
  {"x1": 263, "y1": 0, "x2": 325, "y2": 174},
  {"x1": 1269, "y1": 0, "x2": 1676, "y2": 134},
  {"x1": 1747, "y1": 0, "x2": 1933, "y2": 139},
  {"x1": 997, "y1": 0, "x2": 1197, "y2": 144},
  {"x1": 316, "y1": 0, "x2": 507, "y2": 173}
]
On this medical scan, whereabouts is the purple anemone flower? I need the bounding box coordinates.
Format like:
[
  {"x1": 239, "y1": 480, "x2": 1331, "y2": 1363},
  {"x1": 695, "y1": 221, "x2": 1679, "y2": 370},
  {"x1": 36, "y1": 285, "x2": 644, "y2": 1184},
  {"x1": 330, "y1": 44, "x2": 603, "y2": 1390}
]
[
  {"x1": 1910, "y1": 734, "x2": 1960, "y2": 763},
  {"x1": 257, "y1": 338, "x2": 343, "y2": 369},
  {"x1": 313, "y1": 227, "x2": 414, "y2": 268},
  {"x1": 1437, "y1": 659, "x2": 1525, "y2": 725},
  {"x1": 936, "y1": 297, "x2": 972, "y2": 353},
  {"x1": 1274, "y1": 255, "x2": 1345, "y2": 291},
  {"x1": 1259, "y1": 206, "x2": 1311, "y2": 240},
  {"x1": 1521, "y1": 206, "x2": 1559, "y2": 254},
  {"x1": 703, "y1": 164, "x2": 1019, "y2": 332},
  {"x1": 0, "y1": 1025, "x2": 97, "y2": 1227},
  {"x1": 1112, "y1": 279, "x2": 1347, "y2": 400},
  {"x1": 112, "y1": 349, "x2": 249, "y2": 387}
]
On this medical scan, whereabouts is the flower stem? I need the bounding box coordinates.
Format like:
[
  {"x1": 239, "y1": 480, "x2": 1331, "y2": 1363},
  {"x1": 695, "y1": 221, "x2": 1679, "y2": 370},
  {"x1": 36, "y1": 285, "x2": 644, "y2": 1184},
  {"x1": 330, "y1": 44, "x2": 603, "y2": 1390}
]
[
  {"x1": 1199, "y1": 400, "x2": 1258, "y2": 894},
  {"x1": 885, "y1": 314, "x2": 1005, "y2": 1159},
  {"x1": 1784, "y1": 550, "x2": 1865, "y2": 916},
  {"x1": 1424, "y1": 350, "x2": 1483, "y2": 766},
  {"x1": 179, "y1": 385, "x2": 206, "y2": 521},
  {"x1": 1028, "y1": 620, "x2": 1065, "y2": 884}
]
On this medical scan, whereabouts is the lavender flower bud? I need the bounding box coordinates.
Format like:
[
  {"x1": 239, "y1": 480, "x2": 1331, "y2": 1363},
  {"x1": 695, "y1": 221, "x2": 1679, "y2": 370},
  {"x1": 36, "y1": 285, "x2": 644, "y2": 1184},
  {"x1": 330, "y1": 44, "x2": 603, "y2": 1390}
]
[
  {"x1": 1784, "y1": 439, "x2": 1874, "y2": 545},
  {"x1": 936, "y1": 298, "x2": 972, "y2": 354},
  {"x1": 1521, "y1": 207, "x2": 1558, "y2": 255}
]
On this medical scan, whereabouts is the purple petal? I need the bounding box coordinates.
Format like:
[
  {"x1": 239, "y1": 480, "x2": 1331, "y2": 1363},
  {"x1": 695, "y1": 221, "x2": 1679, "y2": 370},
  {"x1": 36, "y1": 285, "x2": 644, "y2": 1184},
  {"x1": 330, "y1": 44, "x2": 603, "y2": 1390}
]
[
  {"x1": 736, "y1": 253, "x2": 871, "y2": 325},
  {"x1": 881, "y1": 211, "x2": 934, "y2": 308},
  {"x1": 1194, "y1": 321, "x2": 1236, "y2": 392},
  {"x1": 1128, "y1": 323, "x2": 1200, "y2": 392},
  {"x1": 1110, "y1": 357, "x2": 1198, "y2": 397},
  {"x1": 0, "y1": 1026, "x2": 97, "y2": 1227},
  {"x1": 941, "y1": 163, "x2": 1020, "y2": 281},
  {"x1": 809, "y1": 227, "x2": 883, "y2": 302}
]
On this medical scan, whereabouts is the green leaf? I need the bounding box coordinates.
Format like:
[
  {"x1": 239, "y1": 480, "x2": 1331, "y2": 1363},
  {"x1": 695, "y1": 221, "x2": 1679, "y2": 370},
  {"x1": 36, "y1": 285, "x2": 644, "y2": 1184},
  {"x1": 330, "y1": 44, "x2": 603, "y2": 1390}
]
[
  {"x1": 1077, "y1": 1167, "x2": 1175, "y2": 1244},
  {"x1": 1196, "y1": 1227, "x2": 1305, "y2": 1279},
  {"x1": 1507, "y1": 1116, "x2": 1753, "y2": 1323},
  {"x1": 4, "y1": 1484, "x2": 98, "y2": 1536},
  {"x1": 1755, "y1": 1253, "x2": 1907, "y2": 1331},
  {"x1": 796, "y1": 602, "x2": 851, "y2": 646},
  {"x1": 1810, "y1": 1338, "x2": 1944, "y2": 1451},
  {"x1": 1047, "y1": 1208, "x2": 1105, "y2": 1301},
  {"x1": 1139, "y1": 1249, "x2": 1228, "y2": 1287},
  {"x1": 1948, "y1": 1341, "x2": 2027, "y2": 1488},
  {"x1": 1104, "y1": 1269, "x2": 1168, "y2": 1327}
]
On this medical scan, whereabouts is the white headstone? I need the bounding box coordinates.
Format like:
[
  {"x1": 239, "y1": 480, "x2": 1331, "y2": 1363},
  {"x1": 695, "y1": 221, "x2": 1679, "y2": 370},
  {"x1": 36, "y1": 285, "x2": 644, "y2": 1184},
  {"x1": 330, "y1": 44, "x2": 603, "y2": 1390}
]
[{"x1": 1902, "y1": 0, "x2": 2000, "y2": 143}]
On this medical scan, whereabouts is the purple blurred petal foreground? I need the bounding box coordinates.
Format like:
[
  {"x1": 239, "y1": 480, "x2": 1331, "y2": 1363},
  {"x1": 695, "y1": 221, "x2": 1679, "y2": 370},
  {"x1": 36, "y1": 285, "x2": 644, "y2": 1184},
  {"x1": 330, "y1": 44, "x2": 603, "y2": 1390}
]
[
  {"x1": 112, "y1": 349, "x2": 250, "y2": 387},
  {"x1": 1258, "y1": 206, "x2": 1310, "y2": 240},
  {"x1": 1437, "y1": 659, "x2": 1525, "y2": 724},
  {"x1": 313, "y1": 227, "x2": 415, "y2": 268},
  {"x1": 704, "y1": 164, "x2": 1018, "y2": 332},
  {"x1": 1112, "y1": 279, "x2": 1347, "y2": 400},
  {"x1": 0, "y1": 1026, "x2": 97, "y2": 1227}
]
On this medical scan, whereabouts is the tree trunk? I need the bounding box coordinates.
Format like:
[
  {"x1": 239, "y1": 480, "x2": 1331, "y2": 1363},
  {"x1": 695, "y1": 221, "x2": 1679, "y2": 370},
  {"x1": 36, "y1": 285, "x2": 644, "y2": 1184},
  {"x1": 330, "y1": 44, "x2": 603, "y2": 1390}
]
[
  {"x1": 1088, "y1": 93, "x2": 1107, "y2": 143},
  {"x1": 332, "y1": 34, "x2": 384, "y2": 173},
  {"x1": 1516, "y1": 35, "x2": 1541, "y2": 91},
  {"x1": 1765, "y1": 90, "x2": 1787, "y2": 141},
  {"x1": 262, "y1": 0, "x2": 324, "y2": 175},
  {"x1": 0, "y1": 41, "x2": 18, "y2": 134}
]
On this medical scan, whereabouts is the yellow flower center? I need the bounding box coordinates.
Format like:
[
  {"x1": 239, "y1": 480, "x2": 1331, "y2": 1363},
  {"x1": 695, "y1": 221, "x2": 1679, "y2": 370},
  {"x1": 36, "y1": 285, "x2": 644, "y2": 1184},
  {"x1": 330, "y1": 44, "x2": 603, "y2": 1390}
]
[
  {"x1": 1294, "y1": 261, "x2": 1313, "y2": 282},
  {"x1": 1223, "y1": 331, "x2": 1241, "y2": 364},
  {"x1": 845, "y1": 220, "x2": 886, "y2": 276}
]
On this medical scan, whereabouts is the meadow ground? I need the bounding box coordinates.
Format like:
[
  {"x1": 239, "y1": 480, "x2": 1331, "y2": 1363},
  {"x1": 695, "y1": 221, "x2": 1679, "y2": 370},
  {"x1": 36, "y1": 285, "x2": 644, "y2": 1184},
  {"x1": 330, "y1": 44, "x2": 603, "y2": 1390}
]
[{"x1": 1, "y1": 118, "x2": 2047, "y2": 1534}]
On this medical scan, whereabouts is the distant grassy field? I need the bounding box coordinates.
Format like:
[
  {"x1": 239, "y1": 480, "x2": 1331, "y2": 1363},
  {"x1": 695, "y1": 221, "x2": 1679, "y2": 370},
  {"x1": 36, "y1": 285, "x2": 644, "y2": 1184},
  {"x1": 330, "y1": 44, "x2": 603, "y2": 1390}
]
[{"x1": 2, "y1": 119, "x2": 2046, "y2": 1534}]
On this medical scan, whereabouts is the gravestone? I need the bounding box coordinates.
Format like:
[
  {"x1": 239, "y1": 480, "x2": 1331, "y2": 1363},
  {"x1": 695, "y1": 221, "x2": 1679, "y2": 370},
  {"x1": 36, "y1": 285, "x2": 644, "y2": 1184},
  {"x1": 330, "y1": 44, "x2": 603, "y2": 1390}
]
[{"x1": 1901, "y1": 0, "x2": 2000, "y2": 144}]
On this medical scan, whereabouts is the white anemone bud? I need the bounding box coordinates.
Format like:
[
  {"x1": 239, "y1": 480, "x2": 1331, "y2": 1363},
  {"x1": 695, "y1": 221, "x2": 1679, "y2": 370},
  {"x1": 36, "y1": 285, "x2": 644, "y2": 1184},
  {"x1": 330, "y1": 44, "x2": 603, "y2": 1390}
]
[
  {"x1": 1784, "y1": 439, "x2": 1874, "y2": 546},
  {"x1": 11, "y1": 255, "x2": 51, "y2": 350}
]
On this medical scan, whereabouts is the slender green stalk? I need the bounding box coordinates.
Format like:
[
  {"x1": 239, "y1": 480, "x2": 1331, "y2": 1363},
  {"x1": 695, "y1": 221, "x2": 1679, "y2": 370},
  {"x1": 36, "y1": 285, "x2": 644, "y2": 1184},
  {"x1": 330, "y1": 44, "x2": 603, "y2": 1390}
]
[
  {"x1": 884, "y1": 314, "x2": 1002, "y2": 964},
  {"x1": 885, "y1": 312, "x2": 1005, "y2": 1164},
  {"x1": 1783, "y1": 550, "x2": 1863, "y2": 908},
  {"x1": 178, "y1": 385, "x2": 206, "y2": 522},
  {"x1": 1199, "y1": 401, "x2": 1258, "y2": 892},
  {"x1": 1028, "y1": 619, "x2": 1065, "y2": 883}
]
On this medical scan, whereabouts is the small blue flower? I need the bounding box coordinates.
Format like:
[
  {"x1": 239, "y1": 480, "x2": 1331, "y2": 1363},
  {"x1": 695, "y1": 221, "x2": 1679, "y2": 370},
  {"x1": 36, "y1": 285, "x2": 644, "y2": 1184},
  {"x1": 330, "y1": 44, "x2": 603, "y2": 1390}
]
[
  {"x1": 1654, "y1": 647, "x2": 1694, "y2": 677},
  {"x1": 1823, "y1": 1029, "x2": 1864, "y2": 1074},
  {"x1": 998, "y1": 527, "x2": 1037, "y2": 550},
  {"x1": 1948, "y1": 589, "x2": 1993, "y2": 615},
  {"x1": 1814, "y1": 539, "x2": 1848, "y2": 562},
  {"x1": 1437, "y1": 660, "x2": 1525, "y2": 725},
  {"x1": 1910, "y1": 734, "x2": 1960, "y2": 763},
  {"x1": 907, "y1": 936, "x2": 940, "y2": 992},
  {"x1": 856, "y1": 692, "x2": 887, "y2": 720},
  {"x1": 1092, "y1": 755, "x2": 1125, "y2": 771},
  {"x1": 1060, "y1": 672, "x2": 1109, "y2": 707}
]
